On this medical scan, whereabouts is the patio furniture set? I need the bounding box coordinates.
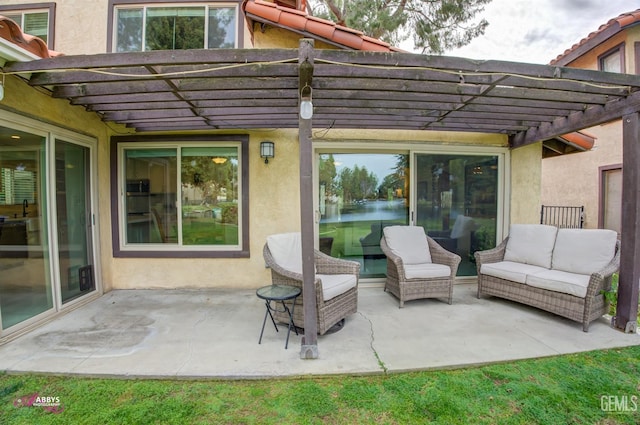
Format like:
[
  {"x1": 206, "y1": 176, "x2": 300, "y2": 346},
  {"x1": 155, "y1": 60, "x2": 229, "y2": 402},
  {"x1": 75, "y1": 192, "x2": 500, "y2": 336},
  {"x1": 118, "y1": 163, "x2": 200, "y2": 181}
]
[{"x1": 259, "y1": 224, "x2": 620, "y2": 346}]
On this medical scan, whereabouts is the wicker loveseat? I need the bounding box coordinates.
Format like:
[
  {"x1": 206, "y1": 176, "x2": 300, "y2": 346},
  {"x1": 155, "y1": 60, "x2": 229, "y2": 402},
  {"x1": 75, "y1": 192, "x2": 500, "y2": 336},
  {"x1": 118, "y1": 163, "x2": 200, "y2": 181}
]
[
  {"x1": 263, "y1": 233, "x2": 360, "y2": 335},
  {"x1": 475, "y1": 224, "x2": 620, "y2": 332}
]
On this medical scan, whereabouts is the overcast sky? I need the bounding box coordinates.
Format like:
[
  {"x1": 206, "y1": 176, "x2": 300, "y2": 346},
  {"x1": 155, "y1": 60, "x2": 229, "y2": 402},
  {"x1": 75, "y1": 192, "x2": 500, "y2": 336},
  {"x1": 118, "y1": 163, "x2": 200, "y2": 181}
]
[{"x1": 439, "y1": 0, "x2": 640, "y2": 64}]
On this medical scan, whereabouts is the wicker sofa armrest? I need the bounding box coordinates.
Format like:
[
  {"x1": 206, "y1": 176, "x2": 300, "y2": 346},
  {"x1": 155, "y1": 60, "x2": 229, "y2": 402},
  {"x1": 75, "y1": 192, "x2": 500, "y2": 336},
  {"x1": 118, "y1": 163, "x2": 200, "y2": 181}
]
[
  {"x1": 474, "y1": 237, "x2": 508, "y2": 266},
  {"x1": 585, "y1": 240, "x2": 621, "y2": 299}
]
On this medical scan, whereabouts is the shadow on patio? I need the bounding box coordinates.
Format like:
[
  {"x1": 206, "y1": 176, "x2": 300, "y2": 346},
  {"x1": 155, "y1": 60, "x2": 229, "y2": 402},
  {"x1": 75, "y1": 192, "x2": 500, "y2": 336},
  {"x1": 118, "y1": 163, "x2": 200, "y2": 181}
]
[{"x1": 0, "y1": 284, "x2": 637, "y2": 379}]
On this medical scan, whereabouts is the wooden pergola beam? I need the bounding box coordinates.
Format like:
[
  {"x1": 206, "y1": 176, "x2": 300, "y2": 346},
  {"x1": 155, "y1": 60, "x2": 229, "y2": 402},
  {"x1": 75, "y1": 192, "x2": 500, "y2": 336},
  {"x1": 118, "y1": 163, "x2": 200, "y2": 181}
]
[{"x1": 615, "y1": 112, "x2": 640, "y2": 333}]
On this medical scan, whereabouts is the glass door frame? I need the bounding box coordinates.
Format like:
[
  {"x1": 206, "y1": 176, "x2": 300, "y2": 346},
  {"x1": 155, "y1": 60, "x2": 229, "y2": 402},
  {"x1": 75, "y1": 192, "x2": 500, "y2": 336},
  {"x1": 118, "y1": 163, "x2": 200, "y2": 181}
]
[
  {"x1": 313, "y1": 141, "x2": 511, "y2": 283},
  {"x1": 50, "y1": 132, "x2": 102, "y2": 310},
  {"x1": 0, "y1": 110, "x2": 101, "y2": 340}
]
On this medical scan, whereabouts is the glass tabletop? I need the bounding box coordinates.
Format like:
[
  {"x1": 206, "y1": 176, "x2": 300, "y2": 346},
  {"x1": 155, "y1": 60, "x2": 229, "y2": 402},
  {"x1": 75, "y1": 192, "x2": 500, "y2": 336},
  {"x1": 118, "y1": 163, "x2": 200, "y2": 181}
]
[{"x1": 256, "y1": 284, "x2": 301, "y2": 301}]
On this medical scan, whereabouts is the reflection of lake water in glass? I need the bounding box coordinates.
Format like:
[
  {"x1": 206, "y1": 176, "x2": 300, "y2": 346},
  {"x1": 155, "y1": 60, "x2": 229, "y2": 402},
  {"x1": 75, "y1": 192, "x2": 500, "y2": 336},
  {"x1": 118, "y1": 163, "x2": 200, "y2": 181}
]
[{"x1": 321, "y1": 199, "x2": 407, "y2": 223}]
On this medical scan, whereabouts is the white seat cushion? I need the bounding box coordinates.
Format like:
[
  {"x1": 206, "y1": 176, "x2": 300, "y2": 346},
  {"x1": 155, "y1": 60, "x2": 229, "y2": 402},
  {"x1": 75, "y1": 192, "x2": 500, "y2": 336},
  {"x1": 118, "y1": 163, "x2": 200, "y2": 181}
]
[
  {"x1": 266, "y1": 232, "x2": 303, "y2": 274},
  {"x1": 383, "y1": 225, "x2": 431, "y2": 264},
  {"x1": 317, "y1": 274, "x2": 357, "y2": 301},
  {"x1": 503, "y1": 224, "x2": 558, "y2": 269},
  {"x1": 403, "y1": 263, "x2": 451, "y2": 279},
  {"x1": 525, "y1": 269, "x2": 591, "y2": 298},
  {"x1": 480, "y1": 261, "x2": 549, "y2": 284},
  {"x1": 551, "y1": 229, "x2": 617, "y2": 275}
]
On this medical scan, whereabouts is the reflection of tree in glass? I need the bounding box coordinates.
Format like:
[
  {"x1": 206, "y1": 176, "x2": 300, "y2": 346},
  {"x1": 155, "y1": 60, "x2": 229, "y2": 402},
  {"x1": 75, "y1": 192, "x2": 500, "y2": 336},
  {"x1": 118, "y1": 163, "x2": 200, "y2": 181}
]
[
  {"x1": 377, "y1": 154, "x2": 407, "y2": 199},
  {"x1": 181, "y1": 156, "x2": 237, "y2": 206},
  {"x1": 338, "y1": 165, "x2": 378, "y2": 202},
  {"x1": 208, "y1": 8, "x2": 235, "y2": 48},
  {"x1": 319, "y1": 154, "x2": 337, "y2": 195},
  {"x1": 146, "y1": 9, "x2": 205, "y2": 51},
  {"x1": 117, "y1": 10, "x2": 143, "y2": 52}
]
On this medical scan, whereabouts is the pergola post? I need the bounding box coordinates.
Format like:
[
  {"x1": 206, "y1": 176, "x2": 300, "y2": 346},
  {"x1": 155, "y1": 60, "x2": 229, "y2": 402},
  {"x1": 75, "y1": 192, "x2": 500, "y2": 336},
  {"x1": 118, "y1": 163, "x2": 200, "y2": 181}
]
[
  {"x1": 298, "y1": 38, "x2": 319, "y2": 358},
  {"x1": 614, "y1": 112, "x2": 640, "y2": 333}
]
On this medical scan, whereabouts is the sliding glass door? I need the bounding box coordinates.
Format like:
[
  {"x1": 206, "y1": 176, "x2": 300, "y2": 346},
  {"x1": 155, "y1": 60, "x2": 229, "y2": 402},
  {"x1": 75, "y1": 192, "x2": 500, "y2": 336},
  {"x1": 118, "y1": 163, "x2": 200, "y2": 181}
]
[
  {"x1": 414, "y1": 153, "x2": 499, "y2": 276},
  {"x1": 318, "y1": 153, "x2": 409, "y2": 278},
  {"x1": 0, "y1": 114, "x2": 98, "y2": 337},
  {"x1": 317, "y1": 149, "x2": 503, "y2": 279},
  {"x1": 56, "y1": 140, "x2": 95, "y2": 304},
  {"x1": 0, "y1": 127, "x2": 53, "y2": 329}
]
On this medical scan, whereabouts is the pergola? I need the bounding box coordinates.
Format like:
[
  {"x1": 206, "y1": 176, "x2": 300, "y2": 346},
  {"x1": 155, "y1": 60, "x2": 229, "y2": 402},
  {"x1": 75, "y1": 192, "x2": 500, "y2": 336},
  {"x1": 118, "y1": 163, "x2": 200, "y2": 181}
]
[{"x1": 4, "y1": 39, "x2": 639, "y2": 357}]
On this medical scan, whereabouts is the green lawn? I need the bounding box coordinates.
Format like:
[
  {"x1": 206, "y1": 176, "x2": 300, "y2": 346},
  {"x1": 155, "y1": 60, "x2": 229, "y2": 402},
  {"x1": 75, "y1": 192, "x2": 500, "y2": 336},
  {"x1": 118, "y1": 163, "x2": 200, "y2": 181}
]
[{"x1": 2, "y1": 346, "x2": 639, "y2": 424}]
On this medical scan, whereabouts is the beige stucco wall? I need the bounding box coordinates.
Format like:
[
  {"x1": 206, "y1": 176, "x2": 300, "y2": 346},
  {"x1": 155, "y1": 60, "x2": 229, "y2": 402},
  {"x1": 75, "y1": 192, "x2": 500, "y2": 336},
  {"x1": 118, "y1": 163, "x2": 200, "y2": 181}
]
[
  {"x1": 541, "y1": 25, "x2": 639, "y2": 229},
  {"x1": 542, "y1": 122, "x2": 622, "y2": 229},
  {"x1": 510, "y1": 142, "x2": 542, "y2": 225},
  {"x1": 108, "y1": 130, "x2": 303, "y2": 290}
]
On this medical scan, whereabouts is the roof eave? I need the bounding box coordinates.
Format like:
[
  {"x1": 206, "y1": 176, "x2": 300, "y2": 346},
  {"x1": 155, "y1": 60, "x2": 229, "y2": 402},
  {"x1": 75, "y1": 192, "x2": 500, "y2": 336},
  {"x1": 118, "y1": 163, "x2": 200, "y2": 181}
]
[
  {"x1": 551, "y1": 20, "x2": 640, "y2": 66},
  {"x1": 0, "y1": 37, "x2": 40, "y2": 66}
]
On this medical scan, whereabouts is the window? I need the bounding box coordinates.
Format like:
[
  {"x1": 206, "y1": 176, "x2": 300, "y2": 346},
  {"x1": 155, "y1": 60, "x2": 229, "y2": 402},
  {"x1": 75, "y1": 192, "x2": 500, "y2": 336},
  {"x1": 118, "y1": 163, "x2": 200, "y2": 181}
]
[
  {"x1": 112, "y1": 135, "x2": 249, "y2": 258},
  {"x1": 112, "y1": 2, "x2": 238, "y2": 52},
  {"x1": 599, "y1": 44, "x2": 625, "y2": 73},
  {"x1": 0, "y1": 3, "x2": 54, "y2": 47}
]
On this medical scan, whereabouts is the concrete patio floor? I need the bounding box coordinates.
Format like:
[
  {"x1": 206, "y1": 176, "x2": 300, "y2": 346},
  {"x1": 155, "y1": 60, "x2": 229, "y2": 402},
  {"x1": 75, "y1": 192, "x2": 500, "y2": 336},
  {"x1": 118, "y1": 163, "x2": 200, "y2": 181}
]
[{"x1": 0, "y1": 283, "x2": 637, "y2": 379}]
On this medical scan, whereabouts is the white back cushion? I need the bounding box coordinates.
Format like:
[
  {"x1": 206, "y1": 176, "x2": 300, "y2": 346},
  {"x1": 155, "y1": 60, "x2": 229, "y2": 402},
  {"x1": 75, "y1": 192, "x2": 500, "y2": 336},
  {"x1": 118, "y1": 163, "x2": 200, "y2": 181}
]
[
  {"x1": 383, "y1": 226, "x2": 431, "y2": 264},
  {"x1": 552, "y1": 229, "x2": 617, "y2": 275},
  {"x1": 266, "y1": 232, "x2": 303, "y2": 274},
  {"x1": 503, "y1": 224, "x2": 558, "y2": 269}
]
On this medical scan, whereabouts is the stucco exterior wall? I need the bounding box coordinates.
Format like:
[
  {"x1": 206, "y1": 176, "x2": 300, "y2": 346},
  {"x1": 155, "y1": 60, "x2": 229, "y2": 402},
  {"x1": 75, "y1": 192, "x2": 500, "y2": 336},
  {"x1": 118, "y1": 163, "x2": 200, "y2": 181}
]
[
  {"x1": 510, "y1": 142, "x2": 542, "y2": 225},
  {"x1": 109, "y1": 130, "x2": 303, "y2": 289},
  {"x1": 250, "y1": 24, "x2": 337, "y2": 50},
  {"x1": 542, "y1": 121, "x2": 622, "y2": 229},
  {"x1": 542, "y1": 25, "x2": 639, "y2": 229}
]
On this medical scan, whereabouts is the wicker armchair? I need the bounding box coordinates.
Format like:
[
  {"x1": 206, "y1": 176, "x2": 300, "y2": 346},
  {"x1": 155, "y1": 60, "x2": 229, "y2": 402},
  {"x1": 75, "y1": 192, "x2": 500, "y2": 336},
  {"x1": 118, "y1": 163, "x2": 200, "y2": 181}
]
[
  {"x1": 263, "y1": 233, "x2": 360, "y2": 335},
  {"x1": 380, "y1": 225, "x2": 461, "y2": 307}
]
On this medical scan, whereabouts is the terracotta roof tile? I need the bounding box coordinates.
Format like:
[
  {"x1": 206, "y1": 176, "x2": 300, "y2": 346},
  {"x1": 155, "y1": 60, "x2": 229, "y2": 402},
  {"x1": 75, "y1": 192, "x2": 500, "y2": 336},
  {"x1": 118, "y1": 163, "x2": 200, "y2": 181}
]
[
  {"x1": 0, "y1": 15, "x2": 61, "y2": 59},
  {"x1": 242, "y1": 0, "x2": 404, "y2": 52},
  {"x1": 550, "y1": 9, "x2": 640, "y2": 65}
]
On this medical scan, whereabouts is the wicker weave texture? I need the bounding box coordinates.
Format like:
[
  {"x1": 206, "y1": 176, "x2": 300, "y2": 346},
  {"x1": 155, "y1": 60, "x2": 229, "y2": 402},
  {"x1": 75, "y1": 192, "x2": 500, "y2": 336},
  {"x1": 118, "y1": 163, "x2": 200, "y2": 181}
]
[
  {"x1": 475, "y1": 237, "x2": 619, "y2": 332},
  {"x1": 263, "y1": 244, "x2": 360, "y2": 335},
  {"x1": 380, "y1": 233, "x2": 461, "y2": 307}
]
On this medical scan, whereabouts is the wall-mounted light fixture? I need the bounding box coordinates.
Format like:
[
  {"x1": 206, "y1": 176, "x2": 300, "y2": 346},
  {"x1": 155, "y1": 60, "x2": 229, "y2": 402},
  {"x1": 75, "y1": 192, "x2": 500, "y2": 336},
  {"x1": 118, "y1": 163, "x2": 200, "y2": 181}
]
[
  {"x1": 260, "y1": 141, "x2": 275, "y2": 164},
  {"x1": 211, "y1": 157, "x2": 227, "y2": 164},
  {"x1": 299, "y1": 84, "x2": 313, "y2": 120}
]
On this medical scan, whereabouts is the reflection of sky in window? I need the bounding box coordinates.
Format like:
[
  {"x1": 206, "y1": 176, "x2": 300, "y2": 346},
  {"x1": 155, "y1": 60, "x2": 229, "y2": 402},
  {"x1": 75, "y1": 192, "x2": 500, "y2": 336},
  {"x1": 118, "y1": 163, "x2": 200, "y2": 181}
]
[{"x1": 327, "y1": 154, "x2": 400, "y2": 182}]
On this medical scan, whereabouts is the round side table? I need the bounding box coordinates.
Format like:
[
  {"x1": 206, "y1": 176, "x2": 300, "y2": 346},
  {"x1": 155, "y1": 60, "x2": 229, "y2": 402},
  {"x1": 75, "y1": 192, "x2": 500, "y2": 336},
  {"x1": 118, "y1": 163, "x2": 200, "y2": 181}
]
[{"x1": 256, "y1": 284, "x2": 301, "y2": 349}]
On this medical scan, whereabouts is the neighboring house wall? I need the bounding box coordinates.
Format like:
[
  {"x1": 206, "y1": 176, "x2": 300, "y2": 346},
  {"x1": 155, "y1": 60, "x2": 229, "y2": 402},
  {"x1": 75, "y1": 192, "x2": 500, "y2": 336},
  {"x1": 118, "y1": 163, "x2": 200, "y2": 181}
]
[
  {"x1": 542, "y1": 17, "x2": 640, "y2": 231},
  {"x1": 542, "y1": 122, "x2": 622, "y2": 229}
]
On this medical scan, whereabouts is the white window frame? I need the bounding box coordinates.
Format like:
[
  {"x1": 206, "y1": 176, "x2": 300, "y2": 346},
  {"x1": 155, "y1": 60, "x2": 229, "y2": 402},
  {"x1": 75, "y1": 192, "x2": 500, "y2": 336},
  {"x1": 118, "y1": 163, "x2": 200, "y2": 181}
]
[
  {"x1": 0, "y1": 5, "x2": 53, "y2": 47},
  {"x1": 112, "y1": 2, "x2": 239, "y2": 52}
]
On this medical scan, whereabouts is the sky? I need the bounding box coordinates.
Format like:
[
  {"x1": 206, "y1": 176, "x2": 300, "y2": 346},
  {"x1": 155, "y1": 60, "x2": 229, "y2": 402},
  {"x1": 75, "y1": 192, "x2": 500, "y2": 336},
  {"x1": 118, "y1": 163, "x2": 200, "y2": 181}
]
[{"x1": 439, "y1": 0, "x2": 640, "y2": 64}]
